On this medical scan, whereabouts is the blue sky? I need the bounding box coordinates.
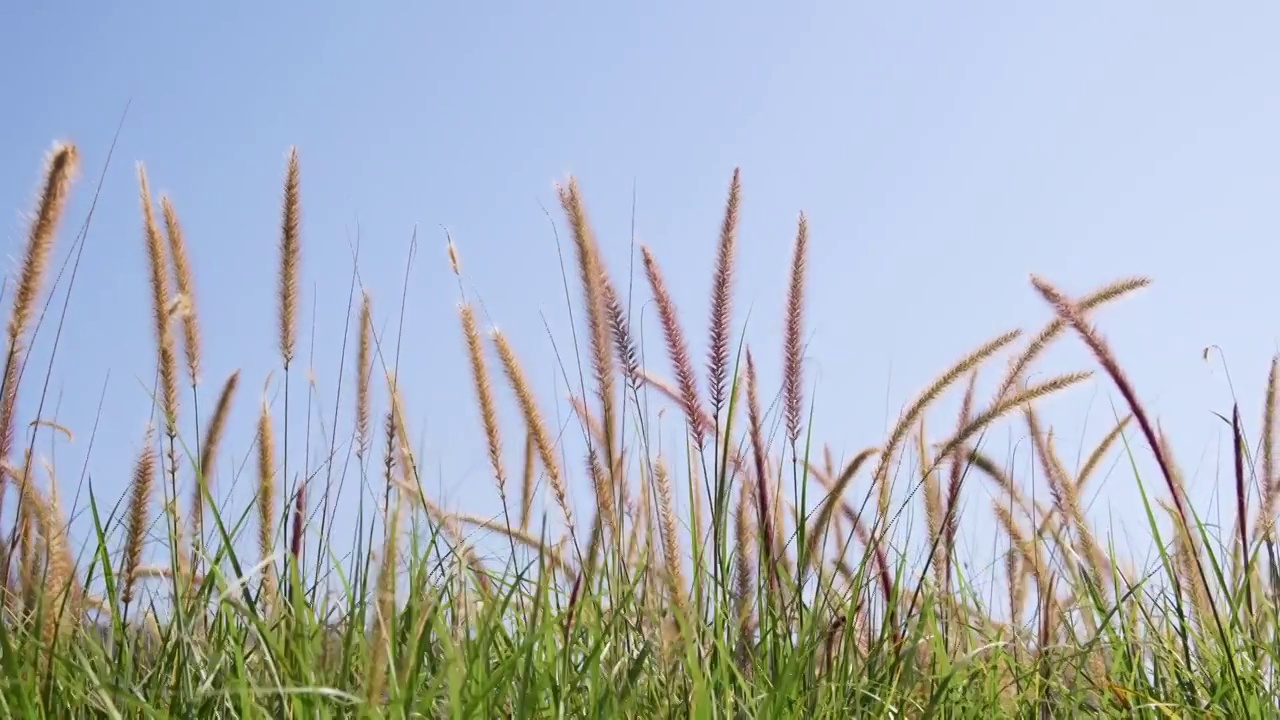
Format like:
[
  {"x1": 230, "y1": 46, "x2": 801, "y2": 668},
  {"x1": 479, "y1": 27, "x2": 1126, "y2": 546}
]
[{"x1": 3, "y1": 2, "x2": 1280, "y2": 594}]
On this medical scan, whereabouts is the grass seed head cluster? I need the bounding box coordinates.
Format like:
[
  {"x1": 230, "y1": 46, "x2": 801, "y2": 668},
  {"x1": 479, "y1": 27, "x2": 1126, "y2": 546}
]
[{"x1": 0, "y1": 140, "x2": 1276, "y2": 716}]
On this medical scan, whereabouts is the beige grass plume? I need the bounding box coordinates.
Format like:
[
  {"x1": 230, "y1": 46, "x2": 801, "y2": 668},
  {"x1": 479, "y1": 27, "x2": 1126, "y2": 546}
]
[
  {"x1": 584, "y1": 447, "x2": 616, "y2": 547},
  {"x1": 8, "y1": 142, "x2": 77, "y2": 346},
  {"x1": 491, "y1": 328, "x2": 574, "y2": 535},
  {"x1": 744, "y1": 350, "x2": 777, "y2": 593},
  {"x1": 733, "y1": 480, "x2": 756, "y2": 636},
  {"x1": 122, "y1": 425, "x2": 158, "y2": 608},
  {"x1": 447, "y1": 236, "x2": 461, "y2": 276},
  {"x1": 256, "y1": 397, "x2": 278, "y2": 608},
  {"x1": 355, "y1": 293, "x2": 373, "y2": 461},
  {"x1": 520, "y1": 431, "x2": 536, "y2": 531},
  {"x1": 653, "y1": 457, "x2": 687, "y2": 612},
  {"x1": 460, "y1": 302, "x2": 508, "y2": 498},
  {"x1": 783, "y1": 212, "x2": 808, "y2": 447},
  {"x1": 641, "y1": 245, "x2": 708, "y2": 449},
  {"x1": 160, "y1": 196, "x2": 202, "y2": 386},
  {"x1": 0, "y1": 141, "x2": 78, "y2": 523},
  {"x1": 14, "y1": 494, "x2": 39, "y2": 618},
  {"x1": 707, "y1": 168, "x2": 741, "y2": 420},
  {"x1": 137, "y1": 165, "x2": 181, "y2": 442},
  {"x1": 1258, "y1": 355, "x2": 1279, "y2": 540},
  {"x1": 279, "y1": 147, "x2": 301, "y2": 368},
  {"x1": 600, "y1": 274, "x2": 641, "y2": 393},
  {"x1": 557, "y1": 178, "x2": 617, "y2": 471}
]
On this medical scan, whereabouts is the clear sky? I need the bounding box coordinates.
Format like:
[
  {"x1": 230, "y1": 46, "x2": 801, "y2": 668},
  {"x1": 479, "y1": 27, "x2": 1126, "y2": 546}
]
[{"x1": 2, "y1": 2, "x2": 1279, "y2": 593}]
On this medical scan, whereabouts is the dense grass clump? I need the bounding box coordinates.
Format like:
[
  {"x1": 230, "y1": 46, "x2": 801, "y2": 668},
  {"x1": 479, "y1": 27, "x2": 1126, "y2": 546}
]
[{"x1": 2, "y1": 139, "x2": 1280, "y2": 717}]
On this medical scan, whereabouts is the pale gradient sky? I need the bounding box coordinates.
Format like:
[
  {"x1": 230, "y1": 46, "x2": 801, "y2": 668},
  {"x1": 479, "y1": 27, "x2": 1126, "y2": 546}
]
[{"x1": 2, "y1": 2, "x2": 1278, "y2": 592}]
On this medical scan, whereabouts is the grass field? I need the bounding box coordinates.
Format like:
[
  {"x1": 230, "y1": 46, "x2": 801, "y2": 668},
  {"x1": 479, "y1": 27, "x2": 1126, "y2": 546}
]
[{"x1": 0, "y1": 139, "x2": 1276, "y2": 718}]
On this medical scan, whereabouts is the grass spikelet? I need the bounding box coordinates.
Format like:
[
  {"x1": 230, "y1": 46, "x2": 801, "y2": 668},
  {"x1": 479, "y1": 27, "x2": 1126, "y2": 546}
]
[
  {"x1": 8, "y1": 142, "x2": 78, "y2": 347},
  {"x1": 919, "y1": 418, "x2": 944, "y2": 587},
  {"x1": 520, "y1": 430, "x2": 535, "y2": 531},
  {"x1": 783, "y1": 211, "x2": 808, "y2": 447},
  {"x1": 632, "y1": 466, "x2": 654, "y2": 577},
  {"x1": 582, "y1": 513, "x2": 604, "y2": 580},
  {"x1": 491, "y1": 328, "x2": 573, "y2": 535},
  {"x1": 279, "y1": 147, "x2": 301, "y2": 367},
  {"x1": 256, "y1": 397, "x2": 278, "y2": 608},
  {"x1": 654, "y1": 457, "x2": 687, "y2": 612},
  {"x1": 1259, "y1": 355, "x2": 1279, "y2": 540},
  {"x1": 290, "y1": 480, "x2": 306, "y2": 576},
  {"x1": 745, "y1": 350, "x2": 777, "y2": 594},
  {"x1": 0, "y1": 362, "x2": 17, "y2": 506},
  {"x1": 447, "y1": 236, "x2": 461, "y2": 276},
  {"x1": 385, "y1": 372, "x2": 419, "y2": 485},
  {"x1": 27, "y1": 419, "x2": 72, "y2": 443},
  {"x1": 15, "y1": 498, "x2": 38, "y2": 616},
  {"x1": 356, "y1": 292, "x2": 373, "y2": 462},
  {"x1": 600, "y1": 275, "x2": 641, "y2": 391},
  {"x1": 1006, "y1": 548, "x2": 1026, "y2": 630},
  {"x1": 122, "y1": 425, "x2": 157, "y2": 609},
  {"x1": 460, "y1": 302, "x2": 507, "y2": 498},
  {"x1": 160, "y1": 195, "x2": 202, "y2": 385},
  {"x1": 557, "y1": 178, "x2": 617, "y2": 472},
  {"x1": 707, "y1": 168, "x2": 741, "y2": 419},
  {"x1": 1232, "y1": 403, "x2": 1249, "y2": 594},
  {"x1": 138, "y1": 165, "x2": 181, "y2": 441},
  {"x1": 772, "y1": 487, "x2": 794, "y2": 589},
  {"x1": 691, "y1": 460, "x2": 706, "y2": 555},
  {"x1": 585, "y1": 447, "x2": 615, "y2": 545},
  {"x1": 641, "y1": 244, "x2": 707, "y2": 450},
  {"x1": 733, "y1": 480, "x2": 756, "y2": 636}
]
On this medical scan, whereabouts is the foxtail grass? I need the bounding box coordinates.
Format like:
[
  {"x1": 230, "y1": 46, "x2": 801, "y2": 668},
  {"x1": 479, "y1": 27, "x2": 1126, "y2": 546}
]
[{"x1": 0, "y1": 146, "x2": 1276, "y2": 718}]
